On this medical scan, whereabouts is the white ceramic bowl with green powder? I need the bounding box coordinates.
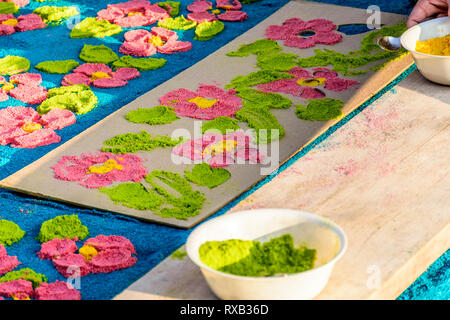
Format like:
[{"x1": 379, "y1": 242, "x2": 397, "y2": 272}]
[{"x1": 186, "y1": 209, "x2": 347, "y2": 300}]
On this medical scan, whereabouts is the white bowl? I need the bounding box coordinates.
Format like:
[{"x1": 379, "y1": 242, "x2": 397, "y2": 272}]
[
  {"x1": 186, "y1": 209, "x2": 347, "y2": 300},
  {"x1": 401, "y1": 17, "x2": 450, "y2": 85}
]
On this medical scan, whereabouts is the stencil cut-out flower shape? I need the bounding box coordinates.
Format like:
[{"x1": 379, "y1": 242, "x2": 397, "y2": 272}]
[
  {"x1": 0, "y1": 106, "x2": 76, "y2": 148},
  {"x1": 97, "y1": 0, "x2": 170, "y2": 28},
  {"x1": 265, "y1": 17, "x2": 342, "y2": 49},
  {"x1": 0, "y1": 13, "x2": 46, "y2": 36},
  {"x1": 0, "y1": 73, "x2": 47, "y2": 104},
  {"x1": 172, "y1": 131, "x2": 265, "y2": 168},
  {"x1": 257, "y1": 67, "x2": 358, "y2": 99},
  {"x1": 187, "y1": 0, "x2": 247, "y2": 23},
  {"x1": 51, "y1": 152, "x2": 148, "y2": 189},
  {"x1": 61, "y1": 63, "x2": 140, "y2": 88},
  {"x1": 120, "y1": 27, "x2": 192, "y2": 57},
  {"x1": 160, "y1": 84, "x2": 242, "y2": 120}
]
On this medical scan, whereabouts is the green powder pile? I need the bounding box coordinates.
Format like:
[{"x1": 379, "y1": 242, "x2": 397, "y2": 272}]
[
  {"x1": 202, "y1": 116, "x2": 240, "y2": 134},
  {"x1": 256, "y1": 52, "x2": 298, "y2": 72},
  {"x1": 126, "y1": 106, "x2": 179, "y2": 126},
  {"x1": 227, "y1": 39, "x2": 281, "y2": 57},
  {"x1": 100, "y1": 183, "x2": 164, "y2": 211},
  {"x1": 157, "y1": 15, "x2": 196, "y2": 30},
  {"x1": 0, "y1": 220, "x2": 25, "y2": 246},
  {"x1": 195, "y1": 20, "x2": 225, "y2": 41},
  {"x1": 79, "y1": 44, "x2": 119, "y2": 64},
  {"x1": 226, "y1": 70, "x2": 294, "y2": 90},
  {"x1": 145, "y1": 170, "x2": 206, "y2": 220},
  {"x1": 102, "y1": 131, "x2": 182, "y2": 154},
  {"x1": 236, "y1": 88, "x2": 292, "y2": 110},
  {"x1": 235, "y1": 105, "x2": 285, "y2": 143},
  {"x1": 112, "y1": 56, "x2": 166, "y2": 71},
  {"x1": 171, "y1": 248, "x2": 187, "y2": 260},
  {"x1": 70, "y1": 17, "x2": 122, "y2": 39},
  {"x1": 37, "y1": 84, "x2": 98, "y2": 115},
  {"x1": 33, "y1": 6, "x2": 78, "y2": 24},
  {"x1": 0, "y1": 268, "x2": 48, "y2": 289},
  {"x1": 297, "y1": 23, "x2": 407, "y2": 75},
  {"x1": 158, "y1": 1, "x2": 180, "y2": 17},
  {"x1": 35, "y1": 59, "x2": 79, "y2": 74},
  {"x1": 37, "y1": 215, "x2": 89, "y2": 243},
  {"x1": 0, "y1": 55, "x2": 30, "y2": 76},
  {"x1": 295, "y1": 98, "x2": 344, "y2": 121},
  {"x1": 185, "y1": 163, "x2": 231, "y2": 189},
  {"x1": 0, "y1": 2, "x2": 18, "y2": 14},
  {"x1": 199, "y1": 234, "x2": 316, "y2": 277}
]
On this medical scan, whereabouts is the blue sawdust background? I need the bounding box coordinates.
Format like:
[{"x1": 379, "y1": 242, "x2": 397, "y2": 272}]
[{"x1": 0, "y1": 0, "x2": 448, "y2": 300}]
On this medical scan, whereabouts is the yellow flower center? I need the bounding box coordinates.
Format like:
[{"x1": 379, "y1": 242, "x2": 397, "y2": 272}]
[
  {"x1": 79, "y1": 245, "x2": 98, "y2": 262},
  {"x1": 22, "y1": 122, "x2": 42, "y2": 133},
  {"x1": 187, "y1": 96, "x2": 218, "y2": 109},
  {"x1": 1, "y1": 83, "x2": 15, "y2": 92},
  {"x1": 297, "y1": 77, "x2": 327, "y2": 87},
  {"x1": 88, "y1": 159, "x2": 123, "y2": 174},
  {"x1": 12, "y1": 295, "x2": 30, "y2": 300},
  {"x1": 91, "y1": 71, "x2": 111, "y2": 81},
  {"x1": 1, "y1": 19, "x2": 18, "y2": 26},
  {"x1": 149, "y1": 35, "x2": 165, "y2": 47},
  {"x1": 203, "y1": 140, "x2": 237, "y2": 157},
  {"x1": 211, "y1": 9, "x2": 221, "y2": 14},
  {"x1": 128, "y1": 12, "x2": 143, "y2": 16}
]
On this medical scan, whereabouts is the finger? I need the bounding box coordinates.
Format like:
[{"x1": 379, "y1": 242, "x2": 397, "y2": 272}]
[{"x1": 407, "y1": 0, "x2": 446, "y2": 27}]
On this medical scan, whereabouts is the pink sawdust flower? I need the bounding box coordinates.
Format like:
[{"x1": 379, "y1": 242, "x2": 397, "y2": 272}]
[
  {"x1": 51, "y1": 152, "x2": 148, "y2": 189},
  {"x1": 61, "y1": 63, "x2": 140, "y2": 89},
  {"x1": 0, "y1": 106, "x2": 76, "y2": 148},
  {"x1": 0, "y1": 73, "x2": 47, "y2": 104},
  {"x1": 97, "y1": 0, "x2": 170, "y2": 28},
  {"x1": 160, "y1": 84, "x2": 242, "y2": 120},
  {"x1": 120, "y1": 27, "x2": 192, "y2": 57},
  {"x1": 172, "y1": 131, "x2": 265, "y2": 168},
  {"x1": 257, "y1": 67, "x2": 359, "y2": 99},
  {"x1": 0, "y1": 13, "x2": 46, "y2": 36},
  {"x1": 265, "y1": 17, "x2": 343, "y2": 49},
  {"x1": 186, "y1": 0, "x2": 247, "y2": 23}
]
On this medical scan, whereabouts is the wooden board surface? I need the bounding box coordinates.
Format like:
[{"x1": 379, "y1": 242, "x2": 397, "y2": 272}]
[
  {"x1": 0, "y1": 1, "x2": 412, "y2": 228},
  {"x1": 115, "y1": 71, "x2": 450, "y2": 300}
]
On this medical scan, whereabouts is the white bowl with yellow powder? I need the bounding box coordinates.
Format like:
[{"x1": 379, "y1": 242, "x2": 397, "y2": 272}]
[
  {"x1": 401, "y1": 17, "x2": 450, "y2": 85},
  {"x1": 186, "y1": 209, "x2": 347, "y2": 300}
]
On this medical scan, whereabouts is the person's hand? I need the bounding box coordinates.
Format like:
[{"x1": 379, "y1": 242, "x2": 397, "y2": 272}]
[{"x1": 407, "y1": 0, "x2": 450, "y2": 28}]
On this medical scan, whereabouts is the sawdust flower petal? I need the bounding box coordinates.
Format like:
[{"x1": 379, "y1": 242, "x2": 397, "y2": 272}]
[{"x1": 187, "y1": 0, "x2": 213, "y2": 12}]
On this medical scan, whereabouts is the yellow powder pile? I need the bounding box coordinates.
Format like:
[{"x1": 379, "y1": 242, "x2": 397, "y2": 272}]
[{"x1": 416, "y1": 34, "x2": 450, "y2": 56}]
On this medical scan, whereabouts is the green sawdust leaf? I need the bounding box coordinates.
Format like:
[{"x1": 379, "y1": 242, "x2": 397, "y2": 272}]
[
  {"x1": 236, "y1": 88, "x2": 292, "y2": 110},
  {"x1": 158, "y1": 1, "x2": 181, "y2": 17},
  {"x1": 126, "y1": 106, "x2": 179, "y2": 126},
  {"x1": 0, "y1": 56, "x2": 30, "y2": 76},
  {"x1": 79, "y1": 44, "x2": 119, "y2": 64},
  {"x1": 295, "y1": 98, "x2": 344, "y2": 121},
  {"x1": 202, "y1": 116, "x2": 240, "y2": 134},
  {"x1": 0, "y1": 2, "x2": 18, "y2": 14},
  {"x1": 33, "y1": 6, "x2": 78, "y2": 24},
  {"x1": 199, "y1": 234, "x2": 316, "y2": 277},
  {"x1": 0, "y1": 220, "x2": 25, "y2": 246},
  {"x1": 100, "y1": 183, "x2": 164, "y2": 211},
  {"x1": 256, "y1": 53, "x2": 298, "y2": 72},
  {"x1": 37, "y1": 215, "x2": 89, "y2": 243},
  {"x1": 227, "y1": 39, "x2": 282, "y2": 57},
  {"x1": 235, "y1": 105, "x2": 285, "y2": 144},
  {"x1": 112, "y1": 56, "x2": 166, "y2": 71},
  {"x1": 37, "y1": 84, "x2": 98, "y2": 115},
  {"x1": 70, "y1": 17, "x2": 122, "y2": 39},
  {"x1": 226, "y1": 70, "x2": 294, "y2": 90},
  {"x1": 102, "y1": 131, "x2": 182, "y2": 154},
  {"x1": 0, "y1": 269, "x2": 48, "y2": 289},
  {"x1": 185, "y1": 163, "x2": 231, "y2": 189},
  {"x1": 194, "y1": 20, "x2": 225, "y2": 41},
  {"x1": 145, "y1": 170, "x2": 206, "y2": 220},
  {"x1": 157, "y1": 15, "x2": 197, "y2": 30},
  {"x1": 35, "y1": 59, "x2": 79, "y2": 74},
  {"x1": 171, "y1": 248, "x2": 187, "y2": 260}
]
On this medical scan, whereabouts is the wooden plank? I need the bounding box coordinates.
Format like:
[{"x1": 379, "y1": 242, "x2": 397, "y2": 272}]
[
  {"x1": 115, "y1": 71, "x2": 450, "y2": 300},
  {"x1": 0, "y1": 1, "x2": 412, "y2": 228}
]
